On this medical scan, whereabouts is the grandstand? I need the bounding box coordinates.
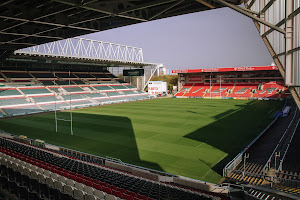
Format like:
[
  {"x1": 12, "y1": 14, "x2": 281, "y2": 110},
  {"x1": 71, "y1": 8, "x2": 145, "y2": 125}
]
[
  {"x1": 173, "y1": 66, "x2": 290, "y2": 100},
  {"x1": 0, "y1": 68, "x2": 151, "y2": 118}
]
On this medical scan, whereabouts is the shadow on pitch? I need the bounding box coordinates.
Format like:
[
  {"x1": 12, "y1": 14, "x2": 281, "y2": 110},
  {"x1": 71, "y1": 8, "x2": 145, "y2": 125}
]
[
  {"x1": 6, "y1": 111, "x2": 164, "y2": 172},
  {"x1": 184, "y1": 100, "x2": 281, "y2": 176}
]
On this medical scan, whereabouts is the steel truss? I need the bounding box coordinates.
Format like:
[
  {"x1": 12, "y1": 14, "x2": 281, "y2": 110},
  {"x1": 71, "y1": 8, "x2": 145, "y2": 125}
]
[{"x1": 14, "y1": 38, "x2": 144, "y2": 63}]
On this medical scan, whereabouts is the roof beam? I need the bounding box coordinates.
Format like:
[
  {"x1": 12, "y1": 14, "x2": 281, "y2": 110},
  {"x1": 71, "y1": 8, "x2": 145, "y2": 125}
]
[
  {"x1": 117, "y1": 0, "x2": 179, "y2": 15},
  {"x1": 149, "y1": 0, "x2": 185, "y2": 20},
  {"x1": 211, "y1": 0, "x2": 285, "y2": 34},
  {"x1": 0, "y1": 31, "x2": 63, "y2": 40},
  {"x1": 195, "y1": 0, "x2": 215, "y2": 9},
  {"x1": 0, "y1": 7, "x2": 74, "y2": 32},
  {"x1": 52, "y1": 0, "x2": 148, "y2": 22},
  {"x1": 0, "y1": 15, "x2": 99, "y2": 32}
]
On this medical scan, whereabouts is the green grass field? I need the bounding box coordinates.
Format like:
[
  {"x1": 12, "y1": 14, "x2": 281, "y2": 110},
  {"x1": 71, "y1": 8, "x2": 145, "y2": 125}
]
[{"x1": 0, "y1": 98, "x2": 283, "y2": 183}]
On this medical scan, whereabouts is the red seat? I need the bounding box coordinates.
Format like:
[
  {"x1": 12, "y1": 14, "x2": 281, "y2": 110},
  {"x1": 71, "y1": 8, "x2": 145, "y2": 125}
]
[
  {"x1": 136, "y1": 194, "x2": 148, "y2": 200},
  {"x1": 112, "y1": 190, "x2": 123, "y2": 198},
  {"x1": 93, "y1": 183, "x2": 102, "y2": 191},
  {"x1": 110, "y1": 185, "x2": 117, "y2": 190},
  {"x1": 102, "y1": 186, "x2": 112, "y2": 194},
  {"x1": 123, "y1": 193, "x2": 134, "y2": 200},
  {"x1": 69, "y1": 175, "x2": 76, "y2": 181},
  {"x1": 126, "y1": 191, "x2": 137, "y2": 197},
  {"x1": 85, "y1": 180, "x2": 93, "y2": 187},
  {"x1": 76, "y1": 177, "x2": 84, "y2": 183}
]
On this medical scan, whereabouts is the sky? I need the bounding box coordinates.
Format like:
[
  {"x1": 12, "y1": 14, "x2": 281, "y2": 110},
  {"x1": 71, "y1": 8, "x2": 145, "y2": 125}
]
[{"x1": 83, "y1": 7, "x2": 273, "y2": 70}]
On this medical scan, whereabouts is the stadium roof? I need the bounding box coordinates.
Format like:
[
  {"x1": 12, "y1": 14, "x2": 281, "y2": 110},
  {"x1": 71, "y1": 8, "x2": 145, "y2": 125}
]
[
  {"x1": 172, "y1": 65, "x2": 279, "y2": 73},
  {"x1": 0, "y1": 0, "x2": 242, "y2": 60}
]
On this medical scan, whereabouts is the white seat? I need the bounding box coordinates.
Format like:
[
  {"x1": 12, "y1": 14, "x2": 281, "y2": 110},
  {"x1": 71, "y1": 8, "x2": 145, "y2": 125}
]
[
  {"x1": 2, "y1": 154, "x2": 7, "y2": 159},
  {"x1": 84, "y1": 194, "x2": 98, "y2": 200},
  {"x1": 58, "y1": 176, "x2": 67, "y2": 183},
  {"x1": 7, "y1": 156, "x2": 15, "y2": 162},
  {"x1": 94, "y1": 190, "x2": 105, "y2": 200},
  {"x1": 38, "y1": 174, "x2": 47, "y2": 184},
  {"x1": 30, "y1": 165, "x2": 38, "y2": 171},
  {"x1": 24, "y1": 162, "x2": 32, "y2": 169},
  {"x1": 54, "y1": 181, "x2": 65, "y2": 192},
  {"x1": 63, "y1": 185, "x2": 74, "y2": 197},
  {"x1": 11, "y1": 162, "x2": 18, "y2": 171},
  {"x1": 14, "y1": 159, "x2": 21, "y2": 164},
  {"x1": 24, "y1": 168, "x2": 32, "y2": 177},
  {"x1": 74, "y1": 189, "x2": 85, "y2": 200},
  {"x1": 66, "y1": 179, "x2": 76, "y2": 187},
  {"x1": 37, "y1": 168, "x2": 45, "y2": 174},
  {"x1": 46, "y1": 177, "x2": 55, "y2": 188},
  {"x1": 83, "y1": 186, "x2": 94, "y2": 195},
  {"x1": 18, "y1": 165, "x2": 25, "y2": 174},
  {"x1": 6, "y1": 160, "x2": 13, "y2": 168},
  {"x1": 105, "y1": 194, "x2": 117, "y2": 200},
  {"x1": 30, "y1": 171, "x2": 39, "y2": 180},
  {"x1": 0, "y1": 158, "x2": 7, "y2": 165},
  {"x1": 43, "y1": 170, "x2": 52, "y2": 178},
  {"x1": 74, "y1": 182, "x2": 84, "y2": 190},
  {"x1": 50, "y1": 173, "x2": 60, "y2": 180},
  {"x1": 19, "y1": 160, "x2": 26, "y2": 167}
]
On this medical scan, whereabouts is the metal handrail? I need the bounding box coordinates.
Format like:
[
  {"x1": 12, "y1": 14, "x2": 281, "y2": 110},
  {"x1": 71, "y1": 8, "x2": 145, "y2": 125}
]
[
  {"x1": 276, "y1": 118, "x2": 300, "y2": 172},
  {"x1": 262, "y1": 108, "x2": 298, "y2": 174}
]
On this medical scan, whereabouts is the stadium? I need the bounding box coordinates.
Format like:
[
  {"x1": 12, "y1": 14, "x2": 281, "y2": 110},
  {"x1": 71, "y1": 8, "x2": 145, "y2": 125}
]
[{"x1": 0, "y1": 1, "x2": 300, "y2": 200}]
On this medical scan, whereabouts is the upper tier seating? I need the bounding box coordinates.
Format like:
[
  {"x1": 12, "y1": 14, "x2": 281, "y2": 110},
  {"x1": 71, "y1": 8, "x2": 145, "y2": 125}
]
[
  {"x1": 33, "y1": 96, "x2": 57, "y2": 103},
  {"x1": 91, "y1": 74, "x2": 109, "y2": 78},
  {"x1": 2, "y1": 71, "x2": 32, "y2": 79},
  {"x1": 30, "y1": 72, "x2": 54, "y2": 78},
  {"x1": 63, "y1": 87, "x2": 85, "y2": 93},
  {"x1": 124, "y1": 85, "x2": 135, "y2": 89},
  {"x1": 0, "y1": 70, "x2": 151, "y2": 118},
  {"x1": 74, "y1": 73, "x2": 95, "y2": 78},
  {"x1": 73, "y1": 80, "x2": 86, "y2": 85},
  {"x1": 41, "y1": 81, "x2": 55, "y2": 86},
  {"x1": 106, "y1": 92, "x2": 122, "y2": 97},
  {"x1": 110, "y1": 85, "x2": 128, "y2": 90},
  {"x1": 93, "y1": 86, "x2": 112, "y2": 91},
  {"x1": 123, "y1": 91, "x2": 137, "y2": 95},
  {"x1": 84, "y1": 93, "x2": 106, "y2": 98},
  {"x1": 20, "y1": 88, "x2": 52, "y2": 95},
  {"x1": 0, "y1": 98, "x2": 29, "y2": 106},
  {"x1": 55, "y1": 73, "x2": 76, "y2": 78},
  {"x1": 0, "y1": 88, "x2": 22, "y2": 96},
  {"x1": 55, "y1": 81, "x2": 75, "y2": 85}
]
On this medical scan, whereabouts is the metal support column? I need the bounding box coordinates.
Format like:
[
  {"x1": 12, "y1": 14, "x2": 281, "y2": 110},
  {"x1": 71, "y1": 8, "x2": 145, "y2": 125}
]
[{"x1": 285, "y1": 0, "x2": 294, "y2": 86}]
